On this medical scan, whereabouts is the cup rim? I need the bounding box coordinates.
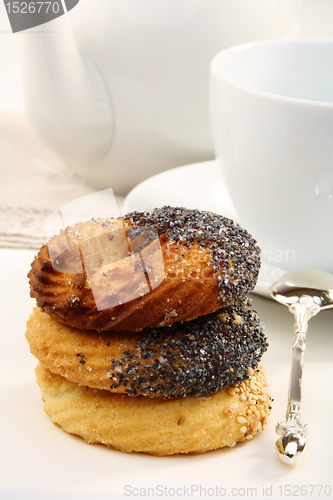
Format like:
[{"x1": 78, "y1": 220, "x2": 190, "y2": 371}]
[{"x1": 210, "y1": 38, "x2": 333, "y2": 109}]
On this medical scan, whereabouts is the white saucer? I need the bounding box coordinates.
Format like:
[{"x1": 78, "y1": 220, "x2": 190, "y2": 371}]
[{"x1": 123, "y1": 161, "x2": 286, "y2": 297}]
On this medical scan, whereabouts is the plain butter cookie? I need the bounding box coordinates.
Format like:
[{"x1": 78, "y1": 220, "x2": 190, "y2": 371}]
[{"x1": 35, "y1": 362, "x2": 271, "y2": 456}]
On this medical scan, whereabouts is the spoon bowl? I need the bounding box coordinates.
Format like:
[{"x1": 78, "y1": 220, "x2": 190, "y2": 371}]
[
  {"x1": 269, "y1": 269, "x2": 333, "y2": 464},
  {"x1": 271, "y1": 269, "x2": 333, "y2": 308}
]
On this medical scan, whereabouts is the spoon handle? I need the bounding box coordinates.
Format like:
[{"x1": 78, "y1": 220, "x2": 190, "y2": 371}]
[{"x1": 275, "y1": 295, "x2": 320, "y2": 464}]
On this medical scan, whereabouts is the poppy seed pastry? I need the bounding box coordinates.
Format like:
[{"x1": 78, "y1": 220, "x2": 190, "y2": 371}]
[
  {"x1": 25, "y1": 206, "x2": 270, "y2": 456},
  {"x1": 35, "y1": 361, "x2": 271, "y2": 456},
  {"x1": 28, "y1": 207, "x2": 261, "y2": 332},
  {"x1": 25, "y1": 299, "x2": 268, "y2": 398}
]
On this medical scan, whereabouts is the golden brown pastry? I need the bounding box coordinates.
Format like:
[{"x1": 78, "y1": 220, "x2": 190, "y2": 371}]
[
  {"x1": 26, "y1": 299, "x2": 268, "y2": 398},
  {"x1": 28, "y1": 207, "x2": 261, "y2": 332},
  {"x1": 26, "y1": 206, "x2": 270, "y2": 456},
  {"x1": 35, "y1": 362, "x2": 271, "y2": 456}
]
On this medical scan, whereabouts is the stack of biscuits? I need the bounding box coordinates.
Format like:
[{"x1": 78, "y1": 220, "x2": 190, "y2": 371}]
[{"x1": 26, "y1": 206, "x2": 271, "y2": 456}]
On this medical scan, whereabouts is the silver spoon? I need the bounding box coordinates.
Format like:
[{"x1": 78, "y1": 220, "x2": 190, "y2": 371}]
[{"x1": 270, "y1": 269, "x2": 333, "y2": 465}]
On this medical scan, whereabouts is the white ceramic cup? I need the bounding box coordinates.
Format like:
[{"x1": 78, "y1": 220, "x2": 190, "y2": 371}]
[
  {"x1": 22, "y1": 0, "x2": 301, "y2": 194},
  {"x1": 210, "y1": 39, "x2": 333, "y2": 274}
]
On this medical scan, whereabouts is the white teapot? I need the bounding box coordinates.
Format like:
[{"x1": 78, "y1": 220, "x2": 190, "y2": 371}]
[{"x1": 22, "y1": 0, "x2": 301, "y2": 194}]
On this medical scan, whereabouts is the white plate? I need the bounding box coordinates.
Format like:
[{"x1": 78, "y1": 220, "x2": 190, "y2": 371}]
[
  {"x1": 123, "y1": 161, "x2": 287, "y2": 297},
  {"x1": 1, "y1": 248, "x2": 333, "y2": 499}
]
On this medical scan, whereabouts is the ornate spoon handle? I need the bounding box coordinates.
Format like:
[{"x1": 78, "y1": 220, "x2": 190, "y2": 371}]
[{"x1": 275, "y1": 295, "x2": 321, "y2": 465}]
